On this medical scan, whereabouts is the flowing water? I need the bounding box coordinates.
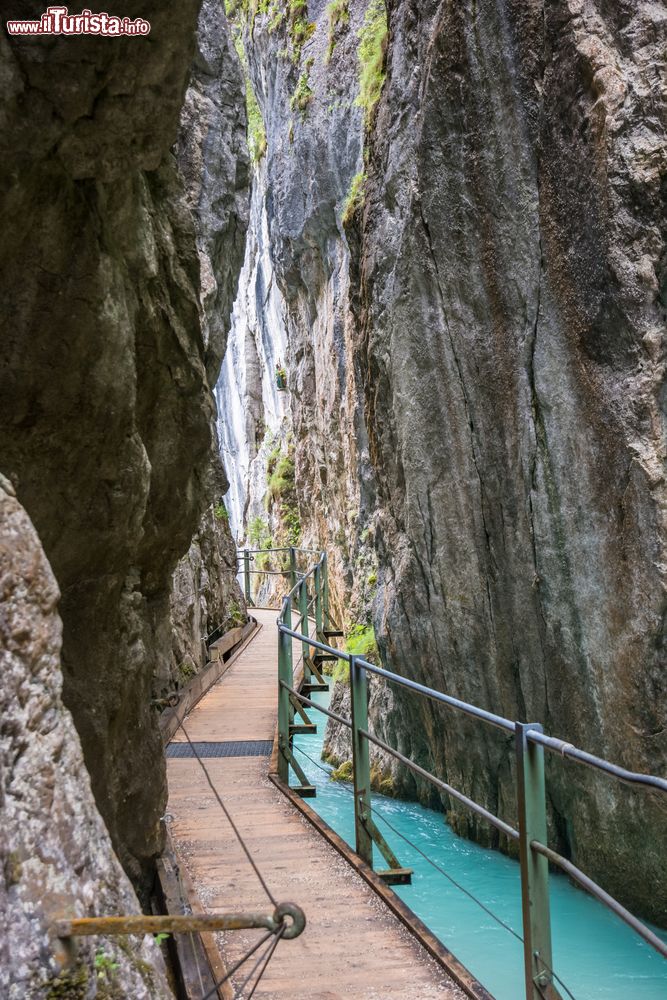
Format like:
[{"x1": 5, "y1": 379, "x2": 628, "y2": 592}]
[{"x1": 291, "y1": 689, "x2": 667, "y2": 1000}]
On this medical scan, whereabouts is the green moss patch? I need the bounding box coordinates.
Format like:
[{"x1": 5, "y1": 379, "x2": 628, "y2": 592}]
[
  {"x1": 342, "y1": 170, "x2": 365, "y2": 226},
  {"x1": 346, "y1": 623, "x2": 379, "y2": 663},
  {"x1": 326, "y1": 0, "x2": 349, "y2": 61},
  {"x1": 331, "y1": 759, "x2": 354, "y2": 782},
  {"x1": 355, "y1": 0, "x2": 388, "y2": 126}
]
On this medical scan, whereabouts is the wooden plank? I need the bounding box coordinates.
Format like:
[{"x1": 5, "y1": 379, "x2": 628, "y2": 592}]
[
  {"x1": 164, "y1": 831, "x2": 233, "y2": 1000},
  {"x1": 269, "y1": 775, "x2": 494, "y2": 1000},
  {"x1": 162, "y1": 619, "x2": 260, "y2": 744}
]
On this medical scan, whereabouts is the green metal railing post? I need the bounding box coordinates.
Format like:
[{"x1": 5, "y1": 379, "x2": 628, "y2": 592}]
[
  {"x1": 289, "y1": 546, "x2": 297, "y2": 591},
  {"x1": 322, "y1": 552, "x2": 330, "y2": 625},
  {"x1": 314, "y1": 560, "x2": 324, "y2": 643},
  {"x1": 350, "y1": 656, "x2": 373, "y2": 868},
  {"x1": 243, "y1": 548, "x2": 251, "y2": 605},
  {"x1": 298, "y1": 578, "x2": 312, "y2": 683},
  {"x1": 516, "y1": 722, "x2": 559, "y2": 1000},
  {"x1": 277, "y1": 599, "x2": 294, "y2": 784}
]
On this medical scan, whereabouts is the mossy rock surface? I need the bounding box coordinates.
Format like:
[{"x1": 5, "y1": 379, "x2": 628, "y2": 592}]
[
  {"x1": 331, "y1": 759, "x2": 353, "y2": 782},
  {"x1": 46, "y1": 966, "x2": 89, "y2": 1000}
]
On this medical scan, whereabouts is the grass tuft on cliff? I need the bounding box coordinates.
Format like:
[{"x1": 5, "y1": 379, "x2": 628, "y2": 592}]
[
  {"x1": 346, "y1": 623, "x2": 379, "y2": 663},
  {"x1": 248, "y1": 516, "x2": 273, "y2": 569},
  {"x1": 355, "y1": 0, "x2": 388, "y2": 126},
  {"x1": 290, "y1": 64, "x2": 314, "y2": 117},
  {"x1": 342, "y1": 170, "x2": 365, "y2": 226},
  {"x1": 268, "y1": 453, "x2": 295, "y2": 502},
  {"x1": 326, "y1": 0, "x2": 350, "y2": 62},
  {"x1": 232, "y1": 33, "x2": 268, "y2": 162},
  {"x1": 265, "y1": 444, "x2": 301, "y2": 546},
  {"x1": 246, "y1": 80, "x2": 268, "y2": 161}
]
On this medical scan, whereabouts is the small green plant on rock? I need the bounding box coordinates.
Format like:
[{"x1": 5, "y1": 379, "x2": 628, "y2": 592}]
[
  {"x1": 326, "y1": 0, "x2": 349, "y2": 61},
  {"x1": 213, "y1": 502, "x2": 228, "y2": 521},
  {"x1": 331, "y1": 759, "x2": 353, "y2": 782},
  {"x1": 227, "y1": 600, "x2": 247, "y2": 627},
  {"x1": 248, "y1": 516, "x2": 273, "y2": 569},
  {"x1": 290, "y1": 64, "x2": 314, "y2": 117},
  {"x1": 346, "y1": 623, "x2": 379, "y2": 664},
  {"x1": 178, "y1": 659, "x2": 197, "y2": 684},
  {"x1": 267, "y1": 442, "x2": 282, "y2": 475},
  {"x1": 268, "y1": 1, "x2": 316, "y2": 63},
  {"x1": 268, "y1": 453, "x2": 296, "y2": 503},
  {"x1": 332, "y1": 658, "x2": 350, "y2": 684},
  {"x1": 233, "y1": 31, "x2": 268, "y2": 163},
  {"x1": 249, "y1": 515, "x2": 270, "y2": 546},
  {"x1": 94, "y1": 950, "x2": 120, "y2": 994},
  {"x1": 280, "y1": 500, "x2": 301, "y2": 545},
  {"x1": 246, "y1": 80, "x2": 268, "y2": 161},
  {"x1": 342, "y1": 170, "x2": 365, "y2": 226}
]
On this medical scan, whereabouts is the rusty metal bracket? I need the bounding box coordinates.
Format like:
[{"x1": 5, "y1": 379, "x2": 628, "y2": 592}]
[{"x1": 52, "y1": 901, "x2": 306, "y2": 941}]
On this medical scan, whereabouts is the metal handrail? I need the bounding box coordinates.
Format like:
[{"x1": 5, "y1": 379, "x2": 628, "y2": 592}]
[
  {"x1": 284, "y1": 681, "x2": 667, "y2": 960},
  {"x1": 277, "y1": 625, "x2": 667, "y2": 793},
  {"x1": 238, "y1": 545, "x2": 325, "y2": 608},
  {"x1": 529, "y1": 841, "x2": 667, "y2": 957},
  {"x1": 268, "y1": 545, "x2": 667, "y2": 998}
]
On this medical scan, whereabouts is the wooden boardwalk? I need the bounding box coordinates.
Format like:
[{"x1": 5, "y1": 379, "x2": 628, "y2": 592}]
[{"x1": 167, "y1": 609, "x2": 466, "y2": 1000}]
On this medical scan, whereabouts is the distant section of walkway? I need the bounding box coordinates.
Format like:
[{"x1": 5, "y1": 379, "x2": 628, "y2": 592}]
[{"x1": 167, "y1": 609, "x2": 465, "y2": 999}]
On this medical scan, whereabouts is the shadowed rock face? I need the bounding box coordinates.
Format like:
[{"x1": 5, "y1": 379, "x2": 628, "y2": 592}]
[
  {"x1": 355, "y1": 0, "x2": 666, "y2": 922},
  {"x1": 168, "y1": 0, "x2": 250, "y2": 689},
  {"x1": 231, "y1": 0, "x2": 665, "y2": 923},
  {"x1": 0, "y1": 476, "x2": 171, "y2": 999},
  {"x1": 0, "y1": 0, "x2": 247, "y2": 892}
]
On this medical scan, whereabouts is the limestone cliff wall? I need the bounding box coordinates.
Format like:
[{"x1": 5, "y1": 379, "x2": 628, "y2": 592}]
[
  {"x1": 218, "y1": 161, "x2": 291, "y2": 546},
  {"x1": 356, "y1": 0, "x2": 666, "y2": 925},
  {"x1": 0, "y1": 477, "x2": 170, "y2": 999},
  {"x1": 0, "y1": 0, "x2": 248, "y2": 895},
  {"x1": 227, "y1": 0, "x2": 666, "y2": 923}
]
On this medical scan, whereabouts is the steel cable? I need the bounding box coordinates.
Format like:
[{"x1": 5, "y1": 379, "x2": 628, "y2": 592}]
[
  {"x1": 240, "y1": 925, "x2": 286, "y2": 999},
  {"x1": 199, "y1": 929, "x2": 275, "y2": 1000},
  {"x1": 291, "y1": 742, "x2": 578, "y2": 1000},
  {"x1": 179, "y1": 722, "x2": 277, "y2": 907}
]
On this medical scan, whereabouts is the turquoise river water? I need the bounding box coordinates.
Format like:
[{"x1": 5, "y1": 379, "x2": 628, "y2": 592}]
[{"x1": 290, "y1": 689, "x2": 667, "y2": 1000}]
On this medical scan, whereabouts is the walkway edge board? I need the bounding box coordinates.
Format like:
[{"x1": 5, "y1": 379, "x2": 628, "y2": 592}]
[
  {"x1": 268, "y1": 772, "x2": 495, "y2": 1000},
  {"x1": 160, "y1": 618, "x2": 260, "y2": 744},
  {"x1": 156, "y1": 830, "x2": 232, "y2": 1000}
]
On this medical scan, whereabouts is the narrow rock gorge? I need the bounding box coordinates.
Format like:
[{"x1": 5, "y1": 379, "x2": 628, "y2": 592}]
[
  {"x1": 222, "y1": 0, "x2": 666, "y2": 926},
  {"x1": 0, "y1": 0, "x2": 665, "y2": 994}
]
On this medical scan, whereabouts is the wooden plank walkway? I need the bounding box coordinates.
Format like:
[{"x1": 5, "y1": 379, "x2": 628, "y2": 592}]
[{"x1": 167, "y1": 609, "x2": 466, "y2": 999}]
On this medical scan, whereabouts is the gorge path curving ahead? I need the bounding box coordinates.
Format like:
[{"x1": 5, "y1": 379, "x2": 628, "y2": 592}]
[{"x1": 167, "y1": 609, "x2": 466, "y2": 1000}]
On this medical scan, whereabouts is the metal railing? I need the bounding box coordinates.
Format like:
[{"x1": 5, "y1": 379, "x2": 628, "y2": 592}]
[
  {"x1": 269, "y1": 547, "x2": 667, "y2": 1000},
  {"x1": 238, "y1": 545, "x2": 324, "y2": 607}
]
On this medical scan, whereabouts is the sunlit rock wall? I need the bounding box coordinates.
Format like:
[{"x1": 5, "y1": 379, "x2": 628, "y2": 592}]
[
  {"x1": 217, "y1": 161, "x2": 290, "y2": 544},
  {"x1": 0, "y1": 477, "x2": 170, "y2": 999}
]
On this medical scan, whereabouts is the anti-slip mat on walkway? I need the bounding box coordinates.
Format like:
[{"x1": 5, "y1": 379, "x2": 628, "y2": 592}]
[{"x1": 166, "y1": 740, "x2": 273, "y2": 759}]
